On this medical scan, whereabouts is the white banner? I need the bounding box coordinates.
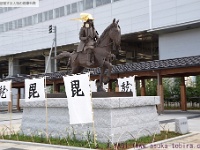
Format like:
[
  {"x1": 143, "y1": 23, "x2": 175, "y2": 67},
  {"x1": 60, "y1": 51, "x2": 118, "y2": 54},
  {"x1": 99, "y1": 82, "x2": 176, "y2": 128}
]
[
  {"x1": 90, "y1": 80, "x2": 97, "y2": 92},
  {"x1": 25, "y1": 77, "x2": 45, "y2": 101},
  {"x1": 0, "y1": 80, "x2": 12, "y2": 102},
  {"x1": 103, "y1": 83, "x2": 108, "y2": 92},
  {"x1": 118, "y1": 76, "x2": 137, "y2": 97},
  {"x1": 63, "y1": 73, "x2": 93, "y2": 124}
]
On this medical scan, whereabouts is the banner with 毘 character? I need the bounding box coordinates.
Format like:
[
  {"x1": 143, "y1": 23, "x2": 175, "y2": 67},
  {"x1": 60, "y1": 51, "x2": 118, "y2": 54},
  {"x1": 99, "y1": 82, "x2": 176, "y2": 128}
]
[
  {"x1": 63, "y1": 73, "x2": 93, "y2": 124},
  {"x1": 25, "y1": 77, "x2": 45, "y2": 101}
]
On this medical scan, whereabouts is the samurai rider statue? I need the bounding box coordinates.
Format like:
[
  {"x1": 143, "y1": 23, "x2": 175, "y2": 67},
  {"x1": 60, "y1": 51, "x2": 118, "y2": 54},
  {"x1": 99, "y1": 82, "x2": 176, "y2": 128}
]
[{"x1": 76, "y1": 13, "x2": 99, "y2": 66}]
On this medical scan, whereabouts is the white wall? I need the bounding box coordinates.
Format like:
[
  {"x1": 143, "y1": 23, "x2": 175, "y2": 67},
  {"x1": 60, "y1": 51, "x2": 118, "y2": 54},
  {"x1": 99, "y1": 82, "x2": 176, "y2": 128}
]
[
  {"x1": 1, "y1": 0, "x2": 200, "y2": 58},
  {"x1": 159, "y1": 28, "x2": 200, "y2": 60},
  {"x1": 151, "y1": 0, "x2": 200, "y2": 29},
  {"x1": 0, "y1": 0, "x2": 150, "y2": 56}
]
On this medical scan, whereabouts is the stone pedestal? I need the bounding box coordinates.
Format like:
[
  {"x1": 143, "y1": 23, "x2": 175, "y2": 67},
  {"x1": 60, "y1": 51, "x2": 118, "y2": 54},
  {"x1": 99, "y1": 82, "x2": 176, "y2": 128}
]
[{"x1": 20, "y1": 96, "x2": 160, "y2": 143}]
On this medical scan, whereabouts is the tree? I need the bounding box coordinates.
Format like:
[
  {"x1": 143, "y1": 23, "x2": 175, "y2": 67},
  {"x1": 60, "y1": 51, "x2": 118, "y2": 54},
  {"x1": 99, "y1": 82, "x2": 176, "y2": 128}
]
[{"x1": 145, "y1": 79, "x2": 157, "y2": 96}]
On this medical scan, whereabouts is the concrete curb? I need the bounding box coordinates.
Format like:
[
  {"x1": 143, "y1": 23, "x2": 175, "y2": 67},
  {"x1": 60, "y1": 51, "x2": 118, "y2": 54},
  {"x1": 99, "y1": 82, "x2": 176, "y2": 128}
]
[
  {"x1": 127, "y1": 132, "x2": 199, "y2": 150},
  {"x1": 0, "y1": 139, "x2": 96, "y2": 150}
]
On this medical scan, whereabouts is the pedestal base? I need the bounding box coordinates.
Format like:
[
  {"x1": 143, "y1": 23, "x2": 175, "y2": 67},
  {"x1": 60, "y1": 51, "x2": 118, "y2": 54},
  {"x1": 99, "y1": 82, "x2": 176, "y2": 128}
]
[{"x1": 20, "y1": 96, "x2": 160, "y2": 143}]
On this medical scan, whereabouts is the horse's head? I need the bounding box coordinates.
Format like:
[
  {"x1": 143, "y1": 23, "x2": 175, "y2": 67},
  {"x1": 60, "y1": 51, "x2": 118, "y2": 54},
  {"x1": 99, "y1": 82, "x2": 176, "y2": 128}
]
[
  {"x1": 109, "y1": 19, "x2": 121, "y2": 48},
  {"x1": 96, "y1": 19, "x2": 121, "y2": 52}
]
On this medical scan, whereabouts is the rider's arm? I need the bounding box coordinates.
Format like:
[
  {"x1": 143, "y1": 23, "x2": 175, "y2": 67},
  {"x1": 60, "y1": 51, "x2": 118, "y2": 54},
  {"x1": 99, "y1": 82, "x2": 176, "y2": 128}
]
[
  {"x1": 94, "y1": 29, "x2": 99, "y2": 40},
  {"x1": 79, "y1": 27, "x2": 88, "y2": 41}
]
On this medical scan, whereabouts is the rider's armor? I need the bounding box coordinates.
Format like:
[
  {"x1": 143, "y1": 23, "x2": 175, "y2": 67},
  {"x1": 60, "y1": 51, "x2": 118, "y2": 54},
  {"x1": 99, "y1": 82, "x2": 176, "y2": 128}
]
[{"x1": 77, "y1": 17, "x2": 99, "y2": 66}]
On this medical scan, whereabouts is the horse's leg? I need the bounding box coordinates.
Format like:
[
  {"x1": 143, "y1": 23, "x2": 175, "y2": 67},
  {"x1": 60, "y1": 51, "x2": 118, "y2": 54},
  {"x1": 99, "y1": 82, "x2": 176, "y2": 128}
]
[
  {"x1": 97, "y1": 67, "x2": 106, "y2": 92},
  {"x1": 103, "y1": 61, "x2": 112, "y2": 84}
]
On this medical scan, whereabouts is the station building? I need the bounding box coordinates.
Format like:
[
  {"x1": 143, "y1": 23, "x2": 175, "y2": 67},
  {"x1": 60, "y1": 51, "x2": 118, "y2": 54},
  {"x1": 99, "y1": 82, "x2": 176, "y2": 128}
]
[{"x1": 1, "y1": 0, "x2": 200, "y2": 112}]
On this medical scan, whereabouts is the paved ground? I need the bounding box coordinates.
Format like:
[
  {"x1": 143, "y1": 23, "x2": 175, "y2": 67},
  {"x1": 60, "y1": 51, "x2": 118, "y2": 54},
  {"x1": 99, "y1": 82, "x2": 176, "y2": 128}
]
[
  {"x1": 141, "y1": 110, "x2": 200, "y2": 150},
  {"x1": 0, "y1": 110, "x2": 200, "y2": 150},
  {"x1": 143, "y1": 133, "x2": 200, "y2": 150}
]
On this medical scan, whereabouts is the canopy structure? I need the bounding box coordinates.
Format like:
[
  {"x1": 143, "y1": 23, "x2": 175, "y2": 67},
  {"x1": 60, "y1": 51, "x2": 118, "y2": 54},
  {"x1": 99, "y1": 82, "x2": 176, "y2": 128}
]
[{"x1": 2, "y1": 54, "x2": 200, "y2": 112}]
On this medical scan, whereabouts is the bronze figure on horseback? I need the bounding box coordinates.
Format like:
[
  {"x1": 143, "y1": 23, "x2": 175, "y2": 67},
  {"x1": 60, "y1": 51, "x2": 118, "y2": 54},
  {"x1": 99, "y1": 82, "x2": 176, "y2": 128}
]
[
  {"x1": 77, "y1": 14, "x2": 99, "y2": 66},
  {"x1": 54, "y1": 13, "x2": 121, "y2": 91}
]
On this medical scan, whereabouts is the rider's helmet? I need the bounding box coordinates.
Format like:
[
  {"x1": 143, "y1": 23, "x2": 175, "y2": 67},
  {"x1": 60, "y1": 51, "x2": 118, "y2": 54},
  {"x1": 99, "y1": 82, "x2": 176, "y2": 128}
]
[{"x1": 80, "y1": 13, "x2": 94, "y2": 22}]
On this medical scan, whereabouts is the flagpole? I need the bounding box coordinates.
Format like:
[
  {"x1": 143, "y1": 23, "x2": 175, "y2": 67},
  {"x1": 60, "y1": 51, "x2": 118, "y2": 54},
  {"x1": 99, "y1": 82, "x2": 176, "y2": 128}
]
[
  {"x1": 89, "y1": 72, "x2": 97, "y2": 147},
  {"x1": 44, "y1": 39, "x2": 55, "y2": 140},
  {"x1": 9, "y1": 84, "x2": 12, "y2": 135}
]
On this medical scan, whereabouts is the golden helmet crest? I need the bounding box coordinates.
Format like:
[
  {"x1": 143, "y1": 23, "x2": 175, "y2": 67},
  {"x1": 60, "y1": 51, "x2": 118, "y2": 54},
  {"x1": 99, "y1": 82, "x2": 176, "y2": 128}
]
[
  {"x1": 80, "y1": 13, "x2": 94, "y2": 21},
  {"x1": 71, "y1": 13, "x2": 94, "y2": 22}
]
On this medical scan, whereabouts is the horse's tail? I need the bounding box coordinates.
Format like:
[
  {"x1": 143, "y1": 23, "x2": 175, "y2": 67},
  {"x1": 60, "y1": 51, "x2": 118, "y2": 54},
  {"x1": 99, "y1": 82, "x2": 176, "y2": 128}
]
[{"x1": 52, "y1": 51, "x2": 71, "y2": 59}]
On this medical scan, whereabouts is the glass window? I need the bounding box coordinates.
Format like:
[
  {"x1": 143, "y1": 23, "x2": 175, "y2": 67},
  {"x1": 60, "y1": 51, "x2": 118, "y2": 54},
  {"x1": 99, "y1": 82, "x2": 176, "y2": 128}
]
[
  {"x1": 33, "y1": 14, "x2": 38, "y2": 24},
  {"x1": 71, "y1": 3, "x2": 77, "y2": 13},
  {"x1": 83, "y1": 0, "x2": 93, "y2": 10},
  {"x1": 96, "y1": 0, "x2": 111, "y2": 7},
  {"x1": 0, "y1": 24, "x2": 4, "y2": 32},
  {"x1": 49, "y1": 10, "x2": 53, "y2": 20},
  {"x1": 8, "y1": 21, "x2": 13, "y2": 30},
  {"x1": 44, "y1": 10, "x2": 54, "y2": 21},
  {"x1": 38, "y1": 13, "x2": 43, "y2": 23},
  {"x1": 0, "y1": 8, "x2": 3, "y2": 14},
  {"x1": 96, "y1": 0, "x2": 101, "y2": 6},
  {"x1": 78, "y1": 1, "x2": 83, "y2": 12},
  {"x1": 60, "y1": 6, "x2": 65, "y2": 17},
  {"x1": 23, "y1": 18, "x2": 28, "y2": 26},
  {"x1": 44, "y1": 11, "x2": 48, "y2": 21},
  {"x1": 17, "y1": 19, "x2": 22, "y2": 28},
  {"x1": 3, "y1": 7, "x2": 8, "y2": 12},
  {"x1": 28, "y1": 16, "x2": 32, "y2": 25},
  {"x1": 113, "y1": 0, "x2": 120, "y2": 2},
  {"x1": 14, "y1": 20, "x2": 18, "y2": 29},
  {"x1": 55, "y1": 8, "x2": 60, "y2": 18},
  {"x1": 66, "y1": 4, "x2": 71, "y2": 15},
  {"x1": 4, "y1": 23, "x2": 9, "y2": 31},
  {"x1": 8, "y1": 7, "x2": 13, "y2": 11}
]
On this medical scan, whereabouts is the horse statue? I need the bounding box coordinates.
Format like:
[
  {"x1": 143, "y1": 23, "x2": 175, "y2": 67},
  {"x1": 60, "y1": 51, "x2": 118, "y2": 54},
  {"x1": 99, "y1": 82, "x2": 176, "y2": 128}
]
[{"x1": 54, "y1": 19, "x2": 121, "y2": 91}]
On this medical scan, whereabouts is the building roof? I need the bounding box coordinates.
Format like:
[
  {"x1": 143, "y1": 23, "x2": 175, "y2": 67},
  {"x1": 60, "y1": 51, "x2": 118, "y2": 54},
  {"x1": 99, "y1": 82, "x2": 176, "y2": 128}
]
[{"x1": 1, "y1": 55, "x2": 200, "y2": 83}]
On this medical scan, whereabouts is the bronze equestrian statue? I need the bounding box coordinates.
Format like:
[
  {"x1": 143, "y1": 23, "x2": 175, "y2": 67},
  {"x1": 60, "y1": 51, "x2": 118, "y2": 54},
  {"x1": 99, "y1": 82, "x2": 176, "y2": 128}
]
[{"x1": 54, "y1": 17, "x2": 121, "y2": 92}]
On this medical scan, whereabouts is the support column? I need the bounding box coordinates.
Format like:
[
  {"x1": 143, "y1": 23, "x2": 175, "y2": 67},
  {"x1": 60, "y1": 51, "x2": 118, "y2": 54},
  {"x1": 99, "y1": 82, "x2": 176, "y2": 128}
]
[
  {"x1": 140, "y1": 79, "x2": 146, "y2": 96},
  {"x1": 53, "y1": 82, "x2": 59, "y2": 93},
  {"x1": 108, "y1": 80, "x2": 112, "y2": 92},
  {"x1": 17, "y1": 88, "x2": 21, "y2": 111},
  {"x1": 180, "y1": 77, "x2": 187, "y2": 111},
  {"x1": 8, "y1": 56, "x2": 20, "y2": 76},
  {"x1": 157, "y1": 73, "x2": 164, "y2": 113},
  {"x1": 115, "y1": 80, "x2": 119, "y2": 92}
]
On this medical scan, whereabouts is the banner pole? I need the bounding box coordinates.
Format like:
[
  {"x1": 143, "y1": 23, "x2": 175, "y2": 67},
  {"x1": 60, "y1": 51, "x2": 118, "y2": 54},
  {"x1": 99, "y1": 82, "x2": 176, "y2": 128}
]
[
  {"x1": 44, "y1": 76, "x2": 48, "y2": 140},
  {"x1": 89, "y1": 73, "x2": 97, "y2": 147},
  {"x1": 9, "y1": 89, "x2": 12, "y2": 136}
]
